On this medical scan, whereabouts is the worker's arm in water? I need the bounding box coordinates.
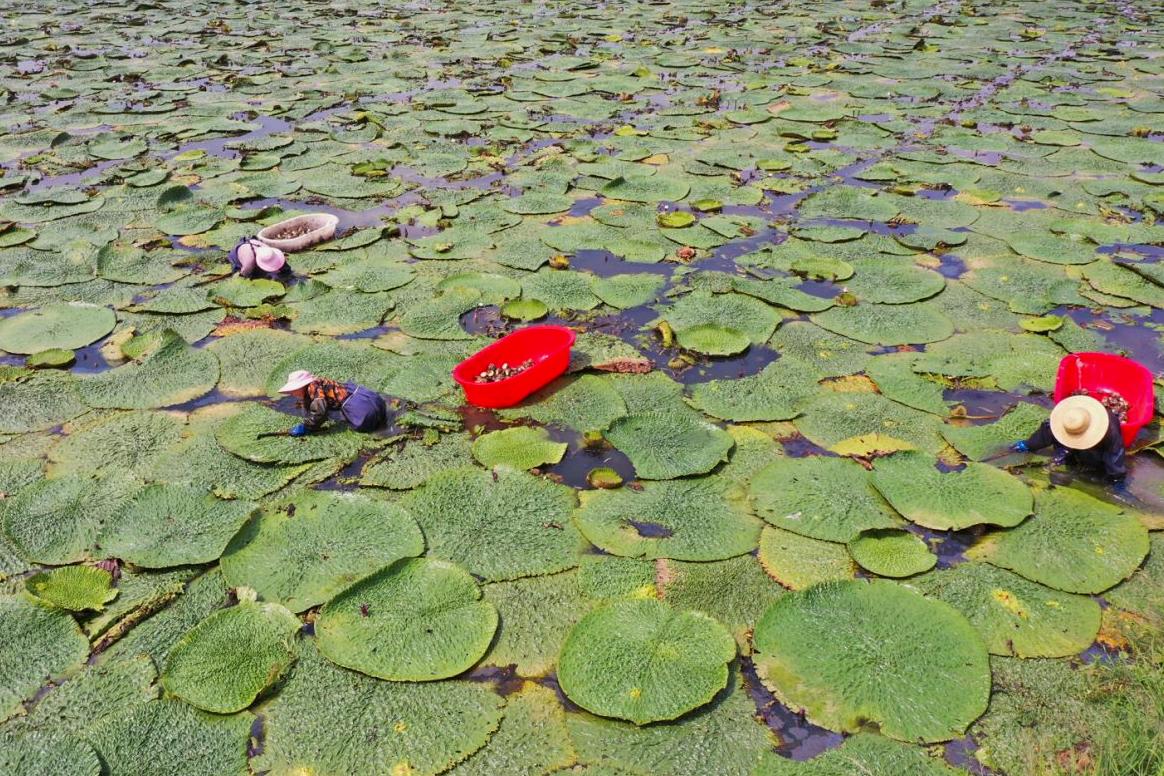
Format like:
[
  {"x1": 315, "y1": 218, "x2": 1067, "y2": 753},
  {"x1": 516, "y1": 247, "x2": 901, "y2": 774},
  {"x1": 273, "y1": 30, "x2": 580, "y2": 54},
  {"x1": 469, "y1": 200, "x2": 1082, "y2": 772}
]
[
  {"x1": 1014, "y1": 420, "x2": 1057, "y2": 453},
  {"x1": 303, "y1": 396, "x2": 330, "y2": 432}
]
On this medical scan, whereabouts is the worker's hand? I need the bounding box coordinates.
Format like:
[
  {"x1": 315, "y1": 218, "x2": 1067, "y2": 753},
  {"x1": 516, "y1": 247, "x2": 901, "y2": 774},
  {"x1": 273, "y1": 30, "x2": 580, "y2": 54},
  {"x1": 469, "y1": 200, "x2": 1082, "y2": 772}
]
[
  {"x1": 1110, "y1": 479, "x2": 1128, "y2": 494},
  {"x1": 1011, "y1": 440, "x2": 1029, "y2": 453},
  {"x1": 289, "y1": 423, "x2": 307, "y2": 438}
]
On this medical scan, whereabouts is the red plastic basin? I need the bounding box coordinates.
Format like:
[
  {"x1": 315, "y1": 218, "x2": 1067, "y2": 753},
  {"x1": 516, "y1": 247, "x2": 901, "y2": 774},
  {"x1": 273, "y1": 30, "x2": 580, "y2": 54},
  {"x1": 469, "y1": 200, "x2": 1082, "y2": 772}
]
[
  {"x1": 453, "y1": 325, "x2": 576, "y2": 408},
  {"x1": 1053, "y1": 352, "x2": 1155, "y2": 448}
]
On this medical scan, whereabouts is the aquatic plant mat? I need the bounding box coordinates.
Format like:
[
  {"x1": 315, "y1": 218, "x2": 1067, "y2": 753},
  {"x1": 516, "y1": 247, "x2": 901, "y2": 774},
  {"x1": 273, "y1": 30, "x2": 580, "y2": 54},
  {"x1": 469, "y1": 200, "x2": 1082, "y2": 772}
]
[{"x1": 1, "y1": 0, "x2": 1163, "y2": 774}]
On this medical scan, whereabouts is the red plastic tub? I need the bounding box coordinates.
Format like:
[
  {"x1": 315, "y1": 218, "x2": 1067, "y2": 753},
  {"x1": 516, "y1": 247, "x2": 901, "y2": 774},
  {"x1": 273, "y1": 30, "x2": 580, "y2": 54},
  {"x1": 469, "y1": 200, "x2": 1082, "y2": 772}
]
[
  {"x1": 453, "y1": 325, "x2": 576, "y2": 408},
  {"x1": 1053, "y1": 352, "x2": 1155, "y2": 448}
]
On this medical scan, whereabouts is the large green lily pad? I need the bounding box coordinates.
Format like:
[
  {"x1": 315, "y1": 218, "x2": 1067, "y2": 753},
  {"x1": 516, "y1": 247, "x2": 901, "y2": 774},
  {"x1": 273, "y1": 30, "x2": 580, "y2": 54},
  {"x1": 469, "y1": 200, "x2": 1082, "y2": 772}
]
[
  {"x1": 317, "y1": 557, "x2": 497, "y2": 681},
  {"x1": 221, "y1": 491, "x2": 424, "y2": 612},
  {"x1": 847, "y1": 528, "x2": 936, "y2": 578},
  {"x1": 0, "y1": 595, "x2": 90, "y2": 721},
  {"x1": 967, "y1": 487, "x2": 1150, "y2": 594},
  {"x1": 758, "y1": 526, "x2": 856, "y2": 590},
  {"x1": 913, "y1": 563, "x2": 1101, "y2": 658},
  {"x1": 255, "y1": 642, "x2": 503, "y2": 775},
  {"x1": 77, "y1": 330, "x2": 219, "y2": 409},
  {"x1": 605, "y1": 411, "x2": 734, "y2": 480},
  {"x1": 98, "y1": 484, "x2": 256, "y2": 569},
  {"x1": 753, "y1": 580, "x2": 990, "y2": 743},
  {"x1": 2, "y1": 471, "x2": 141, "y2": 565},
  {"x1": 162, "y1": 600, "x2": 300, "y2": 713},
  {"x1": 749, "y1": 457, "x2": 901, "y2": 543},
  {"x1": 870, "y1": 452, "x2": 1033, "y2": 530},
  {"x1": 754, "y1": 732, "x2": 961, "y2": 775},
  {"x1": 0, "y1": 303, "x2": 115, "y2": 354},
  {"x1": 558, "y1": 599, "x2": 735, "y2": 724},
  {"x1": 574, "y1": 478, "x2": 761, "y2": 561},
  {"x1": 400, "y1": 466, "x2": 582, "y2": 581},
  {"x1": 471, "y1": 426, "x2": 567, "y2": 470}
]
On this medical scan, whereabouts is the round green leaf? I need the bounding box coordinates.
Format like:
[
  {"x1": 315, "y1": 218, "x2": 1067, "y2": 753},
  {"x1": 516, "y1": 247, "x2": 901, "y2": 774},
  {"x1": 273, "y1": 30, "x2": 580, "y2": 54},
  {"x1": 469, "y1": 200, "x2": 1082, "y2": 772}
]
[
  {"x1": 574, "y1": 478, "x2": 761, "y2": 561},
  {"x1": 657, "y1": 211, "x2": 696, "y2": 228},
  {"x1": 162, "y1": 600, "x2": 300, "y2": 713},
  {"x1": 675, "y1": 324, "x2": 749, "y2": 356},
  {"x1": 317, "y1": 557, "x2": 498, "y2": 681},
  {"x1": 0, "y1": 303, "x2": 115, "y2": 354},
  {"x1": 254, "y1": 642, "x2": 503, "y2": 776},
  {"x1": 501, "y1": 298, "x2": 548, "y2": 321},
  {"x1": 558, "y1": 599, "x2": 735, "y2": 724},
  {"x1": 471, "y1": 426, "x2": 567, "y2": 470},
  {"x1": 688, "y1": 359, "x2": 818, "y2": 422},
  {"x1": 758, "y1": 526, "x2": 856, "y2": 590},
  {"x1": 221, "y1": 491, "x2": 424, "y2": 613},
  {"x1": 77, "y1": 330, "x2": 219, "y2": 410},
  {"x1": 811, "y1": 301, "x2": 954, "y2": 346},
  {"x1": 26, "y1": 566, "x2": 116, "y2": 612},
  {"x1": 0, "y1": 595, "x2": 90, "y2": 721},
  {"x1": 847, "y1": 528, "x2": 936, "y2": 578},
  {"x1": 605, "y1": 411, "x2": 734, "y2": 480},
  {"x1": 967, "y1": 487, "x2": 1150, "y2": 594},
  {"x1": 753, "y1": 580, "x2": 990, "y2": 743},
  {"x1": 400, "y1": 466, "x2": 582, "y2": 582},
  {"x1": 99, "y1": 484, "x2": 257, "y2": 569},
  {"x1": 749, "y1": 457, "x2": 901, "y2": 543},
  {"x1": 88, "y1": 698, "x2": 252, "y2": 776},
  {"x1": 2, "y1": 472, "x2": 141, "y2": 565},
  {"x1": 913, "y1": 563, "x2": 1101, "y2": 658},
  {"x1": 870, "y1": 452, "x2": 1033, "y2": 530}
]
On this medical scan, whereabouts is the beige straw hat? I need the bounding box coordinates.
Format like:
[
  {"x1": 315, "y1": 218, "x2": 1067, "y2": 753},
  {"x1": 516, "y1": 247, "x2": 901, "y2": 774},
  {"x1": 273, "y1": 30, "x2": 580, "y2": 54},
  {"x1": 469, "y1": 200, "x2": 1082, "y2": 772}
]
[
  {"x1": 1049, "y1": 395, "x2": 1108, "y2": 450},
  {"x1": 277, "y1": 370, "x2": 316, "y2": 393}
]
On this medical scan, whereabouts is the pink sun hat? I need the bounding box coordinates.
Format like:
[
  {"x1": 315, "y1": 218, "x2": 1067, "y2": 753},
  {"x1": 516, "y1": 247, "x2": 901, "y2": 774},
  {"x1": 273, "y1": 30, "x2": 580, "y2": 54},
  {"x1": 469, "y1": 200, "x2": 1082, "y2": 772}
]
[
  {"x1": 254, "y1": 243, "x2": 286, "y2": 273},
  {"x1": 277, "y1": 370, "x2": 316, "y2": 393}
]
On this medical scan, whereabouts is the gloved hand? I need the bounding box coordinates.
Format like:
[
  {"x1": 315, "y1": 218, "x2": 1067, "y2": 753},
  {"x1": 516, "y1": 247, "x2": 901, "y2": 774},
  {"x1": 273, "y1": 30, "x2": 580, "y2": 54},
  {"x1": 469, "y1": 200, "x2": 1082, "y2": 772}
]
[
  {"x1": 1012, "y1": 440, "x2": 1029, "y2": 453},
  {"x1": 289, "y1": 423, "x2": 307, "y2": 438},
  {"x1": 1110, "y1": 479, "x2": 1128, "y2": 494}
]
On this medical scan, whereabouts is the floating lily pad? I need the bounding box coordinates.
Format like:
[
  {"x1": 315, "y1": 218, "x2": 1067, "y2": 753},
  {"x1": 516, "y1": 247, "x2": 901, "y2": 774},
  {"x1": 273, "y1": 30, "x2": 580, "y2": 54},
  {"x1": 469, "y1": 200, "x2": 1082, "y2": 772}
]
[
  {"x1": 215, "y1": 403, "x2": 372, "y2": 465},
  {"x1": 471, "y1": 426, "x2": 567, "y2": 470},
  {"x1": 99, "y1": 484, "x2": 256, "y2": 569},
  {"x1": 317, "y1": 557, "x2": 498, "y2": 681},
  {"x1": 754, "y1": 732, "x2": 961, "y2": 775},
  {"x1": 940, "y1": 402, "x2": 1049, "y2": 461},
  {"x1": 758, "y1": 526, "x2": 855, "y2": 590},
  {"x1": 870, "y1": 452, "x2": 1033, "y2": 530},
  {"x1": 967, "y1": 487, "x2": 1149, "y2": 595},
  {"x1": 77, "y1": 330, "x2": 219, "y2": 410},
  {"x1": 661, "y1": 291, "x2": 779, "y2": 344},
  {"x1": 753, "y1": 580, "x2": 990, "y2": 742},
  {"x1": 558, "y1": 599, "x2": 735, "y2": 724},
  {"x1": 88, "y1": 698, "x2": 252, "y2": 776},
  {"x1": 446, "y1": 682, "x2": 575, "y2": 776},
  {"x1": 400, "y1": 466, "x2": 582, "y2": 581},
  {"x1": 688, "y1": 359, "x2": 818, "y2": 422},
  {"x1": 0, "y1": 303, "x2": 115, "y2": 354},
  {"x1": 603, "y1": 175, "x2": 690, "y2": 203},
  {"x1": 847, "y1": 528, "x2": 936, "y2": 578},
  {"x1": 501, "y1": 298, "x2": 548, "y2": 321},
  {"x1": 254, "y1": 641, "x2": 502, "y2": 776},
  {"x1": 0, "y1": 371, "x2": 86, "y2": 433},
  {"x1": 0, "y1": 595, "x2": 89, "y2": 722},
  {"x1": 749, "y1": 457, "x2": 901, "y2": 543},
  {"x1": 26, "y1": 566, "x2": 116, "y2": 612},
  {"x1": 605, "y1": 411, "x2": 734, "y2": 480},
  {"x1": 3, "y1": 471, "x2": 140, "y2": 565},
  {"x1": 574, "y1": 478, "x2": 761, "y2": 561},
  {"x1": 811, "y1": 301, "x2": 954, "y2": 346},
  {"x1": 221, "y1": 491, "x2": 424, "y2": 612},
  {"x1": 913, "y1": 563, "x2": 1101, "y2": 658},
  {"x1": 162, "y1": 601, "x2": 300, "y2": 713},
  {"x1": 675, "y1": 324, "x2": 750, "y2": 356}
]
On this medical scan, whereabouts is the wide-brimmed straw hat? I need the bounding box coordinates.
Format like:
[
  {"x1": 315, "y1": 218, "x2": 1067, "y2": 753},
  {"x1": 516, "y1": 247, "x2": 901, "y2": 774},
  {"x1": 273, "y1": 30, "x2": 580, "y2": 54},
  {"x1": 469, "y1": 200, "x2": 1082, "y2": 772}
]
[
  {"x1": 255, "y1": 244, "x2": 286, "y2": 273},
  {"x1": 277, "y1": 370, "x2": 316, "y2": 393},
  {"x1": 1049, "y1": 395, "x2": 1109, "y2": 450}
]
